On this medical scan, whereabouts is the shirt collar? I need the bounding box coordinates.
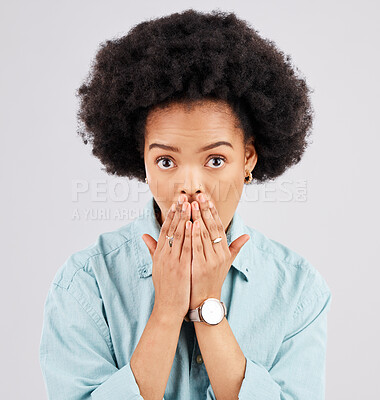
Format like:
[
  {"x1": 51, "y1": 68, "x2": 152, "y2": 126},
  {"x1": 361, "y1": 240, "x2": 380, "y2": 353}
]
[{"x1": 131, "y1": 196, "x2": 252, "y2": 281}]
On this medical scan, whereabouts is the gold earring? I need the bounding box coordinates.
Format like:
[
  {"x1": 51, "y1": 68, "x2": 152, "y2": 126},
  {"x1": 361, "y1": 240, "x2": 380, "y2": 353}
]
[
  {"x1": 145, "y1": 177, "x2": 148, "y2": 184},
  {"x1": 244, "y1": 170, "x2": 253, "y2": 184}
]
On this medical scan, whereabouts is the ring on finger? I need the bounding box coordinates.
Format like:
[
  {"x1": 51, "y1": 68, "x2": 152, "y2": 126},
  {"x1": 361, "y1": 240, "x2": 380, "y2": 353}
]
[{"x1": 166, "y1": 235, "x2": 174, "y2": 247}]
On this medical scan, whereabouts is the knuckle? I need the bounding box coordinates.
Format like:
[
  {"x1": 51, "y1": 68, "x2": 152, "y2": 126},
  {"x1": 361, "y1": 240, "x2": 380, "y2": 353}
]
[
  {"x1": 202, "y1": 230, "x2": 209, "y2": 240},
  {"x1": 209, "y1": 262, "x2": 217, "y2": 270},
  {"x1": 218, "y1": 254, "x2": 227, "y2": 264},
  {"x1": 198, "y1": 268, "x2": 207, "y2": 278},
  {"x1": 210, "y1": 222, "x2": 218, "y2": 231},
  {"x1": 168, "y1": 259, "x2": 178, "y2": 271},
  {"x1": 171, "y1": 217, "x2": 178, "y2": 227}
]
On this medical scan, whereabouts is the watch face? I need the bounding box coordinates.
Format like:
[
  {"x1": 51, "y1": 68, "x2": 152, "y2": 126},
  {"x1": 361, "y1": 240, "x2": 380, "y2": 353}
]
[{"x1": 201, "y1": 298, "x2": 224, "y2": 325}]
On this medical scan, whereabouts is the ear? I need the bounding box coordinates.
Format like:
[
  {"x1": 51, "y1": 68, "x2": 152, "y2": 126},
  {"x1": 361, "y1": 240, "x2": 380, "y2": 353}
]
[{"x1": 244, "y1": 138, "x2": 258, "y2": 172}]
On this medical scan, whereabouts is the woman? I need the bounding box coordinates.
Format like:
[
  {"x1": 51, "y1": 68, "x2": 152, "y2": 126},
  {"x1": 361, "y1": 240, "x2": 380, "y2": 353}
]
[{"x1": 40, "y1": 9, "x2": 332, "y2": 400}]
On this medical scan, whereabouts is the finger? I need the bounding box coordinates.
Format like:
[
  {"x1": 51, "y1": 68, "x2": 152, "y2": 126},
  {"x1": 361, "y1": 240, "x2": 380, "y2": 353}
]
[
  {"x1": 229, "y1": 234, "x2": 250, "y2": 263},
  {"x1": 180, "y1": 219, "x2": 192, "y2": 266},
  {"x1": 191, "y1": 200, "x2": 202, "y2": 224},
  {"x1": 208, "y1": 200, "x2": 229, "y2": 252},
  {"x1": 171, "y1": 201, "x2": 191, "y2": 259},
  {"x1": 192, "y1": 219, "x2": 206, "y2": 264},
  {"x1": 191, "y1": 200, "x2": 215, "y2": 258},
  {"x1": 141, "y1": 234, "x2": 157, "y2": 259},
  {"x1": 165, "y1": 199, "x2": 185, "y2": 250},
  {"x1": 156, "y1": 202, "x2": 177, "y2": 252},
  {"x1": 168, "y1": 194, "x2": 188, "y2": 237},
  {"x1": 197, "y1": 196, "x2": 220, "y2": 252},
  {"x1": 158, "y1": 195, "x2": 183, "y2": 252},
  {"x1": 197, "y1": 215, "x2": 215, "y2": 260},
  {"x1": 207, "y1": 200, "x2": 224, "y2": 233}
]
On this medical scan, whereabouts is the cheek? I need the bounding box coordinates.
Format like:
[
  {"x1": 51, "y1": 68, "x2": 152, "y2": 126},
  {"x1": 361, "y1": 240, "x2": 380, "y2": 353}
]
[
  {"x1": 148, "y1": 178, "x2": 170, "y2": 203},
  {"x1": 213, "y1": 172, "x2": 243, "y2": 202},
  {"x1": 148, "y1": 180, "x2": 177, "y2": 211}
]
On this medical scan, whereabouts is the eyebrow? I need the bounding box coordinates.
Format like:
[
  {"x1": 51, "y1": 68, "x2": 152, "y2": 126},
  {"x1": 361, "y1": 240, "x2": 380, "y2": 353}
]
[{"x1": 148, "y1": 140, "x2": 233, "y2": 153}]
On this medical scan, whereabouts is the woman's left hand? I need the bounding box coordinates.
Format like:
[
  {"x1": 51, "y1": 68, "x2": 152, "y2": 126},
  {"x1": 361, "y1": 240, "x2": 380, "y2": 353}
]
[{"x1": 189, "y1": 193, "x2": 250, "y2": 310}]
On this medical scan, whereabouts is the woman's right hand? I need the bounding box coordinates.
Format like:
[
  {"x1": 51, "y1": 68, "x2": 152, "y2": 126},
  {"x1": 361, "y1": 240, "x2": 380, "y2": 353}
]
[{"x1": 142, "y1": 194, "x2": 192, "y2": 321}]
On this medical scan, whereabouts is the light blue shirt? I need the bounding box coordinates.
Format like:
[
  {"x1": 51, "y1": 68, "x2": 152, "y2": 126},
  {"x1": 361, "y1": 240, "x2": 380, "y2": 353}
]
[{"x1": 39, "y1": 196, "x2": 332, "y2": 399}]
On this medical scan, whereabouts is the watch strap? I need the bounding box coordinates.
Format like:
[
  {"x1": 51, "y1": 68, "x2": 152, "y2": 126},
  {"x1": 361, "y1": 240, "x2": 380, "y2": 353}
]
[{"x1": 188, "y1": 307, "x2": 202, "y2": 322}]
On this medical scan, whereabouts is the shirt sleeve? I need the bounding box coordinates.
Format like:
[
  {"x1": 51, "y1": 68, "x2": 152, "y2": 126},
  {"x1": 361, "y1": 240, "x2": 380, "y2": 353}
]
[
  {"x1": 237, "y1": 289, "x2": 332, "y2": 400},
  {"x1": 205, "y1": 286, "x2": 332, "y2": 400},
  {"x1": 39, "y1": 282, "x2": 143, "y2": 400}
]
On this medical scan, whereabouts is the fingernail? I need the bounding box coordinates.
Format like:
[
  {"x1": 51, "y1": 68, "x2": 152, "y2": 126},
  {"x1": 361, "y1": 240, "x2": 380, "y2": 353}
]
[
  {"x1": 178, "y1": 195, "x2": 184, "y2": 205},
  {"x1": 199, "y1": 194, "x2": 205, "y2": 203},
  {"x1": 171, "y1": 203, "x2": 176, "y2": 212},
  {"x1": 193, "y1": 202, "x2": 199, "y2": 210},
  {"x1": 182, "y1": 202, "x2": 188, "y2": 211},
  {"x1": 208, "y1": 200, "x2": 213, "y2": 208}
]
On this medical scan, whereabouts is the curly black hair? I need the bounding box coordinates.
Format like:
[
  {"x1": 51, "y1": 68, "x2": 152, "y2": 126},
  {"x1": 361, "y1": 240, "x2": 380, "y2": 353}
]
[{"x1": 76, "y1": 8, "x2": 314, "y2": 183}]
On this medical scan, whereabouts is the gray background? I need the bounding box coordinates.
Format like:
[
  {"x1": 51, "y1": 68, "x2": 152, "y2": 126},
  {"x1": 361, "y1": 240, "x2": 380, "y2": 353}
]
[{"x1": 1, "y1": 1, "x2": 379, "y2": 399}]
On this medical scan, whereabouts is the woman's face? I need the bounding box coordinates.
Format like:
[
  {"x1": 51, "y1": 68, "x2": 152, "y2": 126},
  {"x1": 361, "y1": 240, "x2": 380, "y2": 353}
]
[{"x1": 143, "y1": 100, "x2": 257, "y2": 231}]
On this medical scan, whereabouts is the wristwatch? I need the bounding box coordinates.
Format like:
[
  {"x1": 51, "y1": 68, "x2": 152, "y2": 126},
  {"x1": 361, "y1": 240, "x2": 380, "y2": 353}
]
[{"x1": 184, "y1": 298, "x2": 227, "y2": 325}]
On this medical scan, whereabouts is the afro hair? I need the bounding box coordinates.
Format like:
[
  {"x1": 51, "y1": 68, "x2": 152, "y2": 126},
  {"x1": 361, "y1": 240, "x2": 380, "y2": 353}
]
[{"x1": 76, "y1": 8, "x2": 314, "y2": 183}]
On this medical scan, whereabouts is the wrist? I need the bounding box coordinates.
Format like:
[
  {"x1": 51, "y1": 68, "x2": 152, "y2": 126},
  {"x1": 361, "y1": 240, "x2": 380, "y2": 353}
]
[
  {"x1": 190, "y1": 293, "x2": 221, "y2": 310},
  {"x1": 151, "y1": 305, "x2": 185, "y2": 327},
  {"x1": 186, "y1": 297, "x2": 227, "y2": 325}
]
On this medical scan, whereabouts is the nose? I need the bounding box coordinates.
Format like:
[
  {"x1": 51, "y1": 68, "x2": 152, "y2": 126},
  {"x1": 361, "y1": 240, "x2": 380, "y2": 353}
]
[{"x1": 179, "y1": 175, "x2": 204, "y2": 204}]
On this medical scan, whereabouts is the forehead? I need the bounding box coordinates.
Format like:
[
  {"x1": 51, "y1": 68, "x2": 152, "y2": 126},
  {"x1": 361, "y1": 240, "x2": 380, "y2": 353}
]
[{"x1": 145, "y1": 100, "x2": 243, "y2": 142}]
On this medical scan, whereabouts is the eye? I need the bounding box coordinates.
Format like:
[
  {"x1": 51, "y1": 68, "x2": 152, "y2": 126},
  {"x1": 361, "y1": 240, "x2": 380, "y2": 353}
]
[
  {"x1": 155, "y1": 157, "x2": 175, "y2": 170},
  {"x1": 206, "y1": 156, "x2": 226, "y2": 169}
]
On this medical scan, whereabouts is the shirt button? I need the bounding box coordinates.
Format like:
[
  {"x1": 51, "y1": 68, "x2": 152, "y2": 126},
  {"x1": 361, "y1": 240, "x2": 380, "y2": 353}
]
[{"x1": 196, "y1": 354, "x2": 203, "y2": 364}]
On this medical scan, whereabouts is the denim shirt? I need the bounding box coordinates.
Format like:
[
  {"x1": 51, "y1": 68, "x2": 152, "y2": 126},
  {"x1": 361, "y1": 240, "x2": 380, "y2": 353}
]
[{"x1": 39, "y1": 196, "x2": 332, "y2": 400}]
